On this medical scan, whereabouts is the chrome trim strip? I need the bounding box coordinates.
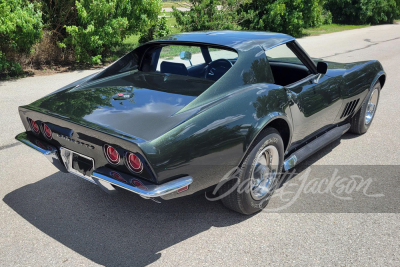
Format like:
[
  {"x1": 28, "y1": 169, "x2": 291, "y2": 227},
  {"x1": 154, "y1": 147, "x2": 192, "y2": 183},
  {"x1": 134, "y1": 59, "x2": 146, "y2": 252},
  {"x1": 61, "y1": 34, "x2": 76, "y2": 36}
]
[
  {"x1": 283, "y1": 155, "x2": 297, "y2": 171},
  {"x1": 91, "y1": 172, "x2": 193, "y2": 198},
  {"x1": 15, "y1": 132, "x2": 68, "y2": 173},
  {"x1": 16, "y1": 132, "x2": 55, "y2": 155},
  {"x1": 16, "y1": 132, "x2": 193, "y2": 199}
]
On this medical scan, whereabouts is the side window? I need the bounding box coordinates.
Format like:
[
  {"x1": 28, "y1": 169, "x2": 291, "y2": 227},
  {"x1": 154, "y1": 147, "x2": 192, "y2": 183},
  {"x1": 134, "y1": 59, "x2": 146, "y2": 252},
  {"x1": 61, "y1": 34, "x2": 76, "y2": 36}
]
[
  {"x1": 265, "y1": 44, "x2": 303, "y2": 65},
  {"x1": 156, "y1": 45, "x2": 205, "y2": 71},
  {"x1": 209, "y1": 48, "x2": 238, "y2": 61},
  {"x1": 265, "y1": 44, "x2": 311, "y2": 86}
]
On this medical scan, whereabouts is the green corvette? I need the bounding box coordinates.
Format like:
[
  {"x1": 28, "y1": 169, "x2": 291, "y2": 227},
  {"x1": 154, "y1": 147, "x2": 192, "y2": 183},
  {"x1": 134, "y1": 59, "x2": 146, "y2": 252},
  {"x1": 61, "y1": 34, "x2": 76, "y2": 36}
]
[{"x1": 16, "y1": 31, "x2": 385, "y2": 214}]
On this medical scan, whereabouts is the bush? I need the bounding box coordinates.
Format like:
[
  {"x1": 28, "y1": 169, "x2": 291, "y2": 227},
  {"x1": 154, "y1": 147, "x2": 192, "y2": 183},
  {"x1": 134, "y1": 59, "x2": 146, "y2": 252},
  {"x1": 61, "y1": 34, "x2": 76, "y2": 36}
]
[
  {"x1": 321, "y1": 9, "x2": 333, "y2": 25},
  {"x1": 238, "y1": 0, "x2": 324, "y2": 37},
  {"x1": 302, "y1": 0, "x2": 324, "y2": 28},
  {"x1": 139, "y1": 16, "x2": 171, "y2": 44},
  {"x1": 0, "y1": 0, "x2": 43, "y2": 76},
  {"x1": 61, "y1": 0, "x2": 163, "y2": 64},
  {"x1": 172, "y1": 0, "x2": 246, "y2": 31},
  {"x1": 325, "y1": 0, "x2": 400, "y2": 25},
  {"x1": 40, "y1": 0, "x2": 77, "y2": 40}
]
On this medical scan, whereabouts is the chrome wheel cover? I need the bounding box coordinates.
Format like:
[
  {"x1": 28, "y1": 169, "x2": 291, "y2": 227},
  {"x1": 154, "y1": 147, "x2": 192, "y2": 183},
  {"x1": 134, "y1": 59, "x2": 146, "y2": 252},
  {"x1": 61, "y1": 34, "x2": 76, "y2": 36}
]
[
  {"x1": 365, "y1": 88, "x2": 379, "y2": 125},
  {"x1": 250, "y1": 145, "x2": 279, "y2": 200}
]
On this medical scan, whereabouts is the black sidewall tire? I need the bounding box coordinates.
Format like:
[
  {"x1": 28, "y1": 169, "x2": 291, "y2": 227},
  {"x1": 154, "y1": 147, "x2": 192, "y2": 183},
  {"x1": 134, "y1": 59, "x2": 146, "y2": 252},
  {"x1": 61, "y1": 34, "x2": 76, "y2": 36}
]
[
  {"x1": 223, "y1": 128, "x2": 284, "y2": 215},
  {"x1": 350, "y1": 82, "x2": 381, "y2": 134}
]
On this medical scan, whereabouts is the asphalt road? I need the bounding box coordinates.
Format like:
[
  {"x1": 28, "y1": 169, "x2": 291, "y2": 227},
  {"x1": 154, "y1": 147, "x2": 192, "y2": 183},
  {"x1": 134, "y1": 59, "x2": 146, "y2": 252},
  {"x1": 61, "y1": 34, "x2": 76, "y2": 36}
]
[{"x1": 1, "y1": 24, "x2": 399, "y2": 266}]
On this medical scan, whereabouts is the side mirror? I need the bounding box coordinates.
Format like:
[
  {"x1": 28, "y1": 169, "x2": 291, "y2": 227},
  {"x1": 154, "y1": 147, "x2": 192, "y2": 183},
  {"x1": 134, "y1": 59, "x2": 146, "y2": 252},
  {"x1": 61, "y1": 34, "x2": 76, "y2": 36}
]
[
  {"x1": 180, "y1": 51, "x2": 192, "y2": 66},
  {"x1": 317, "y1": 61, "x2": 328, "y2": 74},
  {"x1": 180, "y1": 51, "x2": 192, "y2": 61}
]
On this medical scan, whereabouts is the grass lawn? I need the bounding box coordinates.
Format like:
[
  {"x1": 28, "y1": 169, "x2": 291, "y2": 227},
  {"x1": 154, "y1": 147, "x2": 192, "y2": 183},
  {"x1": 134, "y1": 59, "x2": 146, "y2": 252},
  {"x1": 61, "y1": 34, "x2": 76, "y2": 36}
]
[
  {"x1": 302, "y1": 23, "x2": 369, "y2": 36},
  {"x1": 162, "y1": 1, "x2": 189, "y2": 8}
]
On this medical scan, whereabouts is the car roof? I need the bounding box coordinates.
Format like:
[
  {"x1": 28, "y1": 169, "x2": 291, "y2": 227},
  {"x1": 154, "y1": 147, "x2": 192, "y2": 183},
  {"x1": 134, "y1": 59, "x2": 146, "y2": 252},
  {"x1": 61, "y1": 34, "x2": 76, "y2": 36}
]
[{"x1": 153, "y1": 30, "x2": 295, "y2": 51}]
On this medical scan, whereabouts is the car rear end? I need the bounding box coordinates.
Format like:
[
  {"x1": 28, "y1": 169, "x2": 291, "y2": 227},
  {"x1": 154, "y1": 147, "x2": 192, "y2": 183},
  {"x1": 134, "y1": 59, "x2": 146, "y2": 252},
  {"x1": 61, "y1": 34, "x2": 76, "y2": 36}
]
[{"x1": 16, "y1": 106, "x2": 192, "y2": 200}]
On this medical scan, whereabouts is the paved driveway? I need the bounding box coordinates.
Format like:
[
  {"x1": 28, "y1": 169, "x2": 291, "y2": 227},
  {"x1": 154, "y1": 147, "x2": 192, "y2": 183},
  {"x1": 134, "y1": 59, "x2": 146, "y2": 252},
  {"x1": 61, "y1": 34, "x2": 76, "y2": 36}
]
[{"x1": 1, "y1": 24, "x2": 399, "y2": 266}]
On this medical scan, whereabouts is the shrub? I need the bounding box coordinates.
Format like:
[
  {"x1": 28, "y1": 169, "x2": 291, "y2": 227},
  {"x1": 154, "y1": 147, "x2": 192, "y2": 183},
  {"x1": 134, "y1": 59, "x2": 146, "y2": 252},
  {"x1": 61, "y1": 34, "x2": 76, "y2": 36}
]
[
  {"x1": 302, "y1": 0, "x2": 325, "y2": 28},
  {"x1": 40, "y1": 0, "x2": 77, "y2": 40},
  {"x1": 325, "y1": 0, "x2": 400, "y2": 25},
  {"x1": 0, "y1": 0, "x2": 42, "y2": 76},
  {"x1": 321, "y1": 9, "x2": 333, "y2": 25},
  {"x1": 172, "y1": 0, "x2": 247, "y2": 31},
  {"x1": 238, "y1": 0, "x2": 324, "y2": 37},
  {"x1": 139, "y1": 16, "x2": 171, "y2": 44},
  {"x1": 61, "y1": 0, "x2": 163, "y2": 64}
]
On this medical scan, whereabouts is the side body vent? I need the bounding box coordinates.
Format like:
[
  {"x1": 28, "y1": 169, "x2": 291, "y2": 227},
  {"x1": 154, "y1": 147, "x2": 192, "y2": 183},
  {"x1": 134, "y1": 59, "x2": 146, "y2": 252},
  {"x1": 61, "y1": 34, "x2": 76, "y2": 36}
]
[{"x1": 340, "y1": 99, "x2": 360, "y2": 119}]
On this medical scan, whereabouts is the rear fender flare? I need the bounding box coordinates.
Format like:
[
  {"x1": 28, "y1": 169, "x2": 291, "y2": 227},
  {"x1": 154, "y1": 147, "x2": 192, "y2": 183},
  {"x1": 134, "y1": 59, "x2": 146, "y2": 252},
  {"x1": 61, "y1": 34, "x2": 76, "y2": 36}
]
[{"x1": 239, "y1": 113, "x2": 293, "y2": 166}]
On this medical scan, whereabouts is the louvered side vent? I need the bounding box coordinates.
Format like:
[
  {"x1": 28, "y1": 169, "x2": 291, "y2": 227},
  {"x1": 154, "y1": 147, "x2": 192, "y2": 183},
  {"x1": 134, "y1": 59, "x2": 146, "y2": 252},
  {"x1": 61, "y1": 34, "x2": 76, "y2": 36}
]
[{"x1": 340, "y1": 99, "x2": 360, "y2": 119}]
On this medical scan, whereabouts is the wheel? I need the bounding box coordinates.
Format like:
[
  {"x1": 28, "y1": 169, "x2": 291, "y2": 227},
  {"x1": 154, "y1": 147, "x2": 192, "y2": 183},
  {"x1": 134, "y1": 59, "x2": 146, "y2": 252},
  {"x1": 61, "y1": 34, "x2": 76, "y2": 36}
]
[
  {"x1": 350, "y1": 82, "x2": 381, "y2": 134},
  {"x1": 219, "y1": 128, "x2": 284, "y2": 215}
]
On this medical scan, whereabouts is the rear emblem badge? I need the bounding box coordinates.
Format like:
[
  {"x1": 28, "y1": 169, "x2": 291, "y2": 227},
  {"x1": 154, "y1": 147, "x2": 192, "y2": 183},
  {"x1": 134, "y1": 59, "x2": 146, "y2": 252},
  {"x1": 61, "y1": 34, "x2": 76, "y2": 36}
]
[{"x1": 57, "y1": 134, "x2": 95, "y2": 149}]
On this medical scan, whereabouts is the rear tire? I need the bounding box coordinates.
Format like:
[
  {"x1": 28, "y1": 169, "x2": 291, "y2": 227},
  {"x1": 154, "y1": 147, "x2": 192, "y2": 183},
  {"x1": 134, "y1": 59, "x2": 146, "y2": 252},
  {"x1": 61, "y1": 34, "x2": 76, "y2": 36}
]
[
  {"x1": 219, "y1": 128, "x2": 284, "y2": 215},
  {"x1": 350, "y1": 82, "x2": 381, "y2": 134}
]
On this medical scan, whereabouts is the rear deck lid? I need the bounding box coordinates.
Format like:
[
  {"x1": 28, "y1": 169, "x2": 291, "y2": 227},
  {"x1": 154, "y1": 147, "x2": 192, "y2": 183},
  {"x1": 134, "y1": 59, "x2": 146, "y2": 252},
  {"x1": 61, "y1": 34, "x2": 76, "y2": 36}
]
[{"x1": 27, "y1": 72, "x2": 214, "y2": 140}]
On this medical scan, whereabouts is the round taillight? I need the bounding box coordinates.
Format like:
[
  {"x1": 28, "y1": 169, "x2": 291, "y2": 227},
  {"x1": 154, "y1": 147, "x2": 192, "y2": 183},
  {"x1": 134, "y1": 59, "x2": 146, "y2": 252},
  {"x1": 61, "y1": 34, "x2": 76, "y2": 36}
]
[
  {"x1": 42, "y1": 123, "x2": 52, "y2": 139},
  {"x1": 104, "y1": 145, "x2": 120, "y2": 164},
  {"x1": 29, "y1": 118, "x2": 40, "y2": 134},
  {"x1": 126, "y1": 152, "x2": 143, "y2": 173}
]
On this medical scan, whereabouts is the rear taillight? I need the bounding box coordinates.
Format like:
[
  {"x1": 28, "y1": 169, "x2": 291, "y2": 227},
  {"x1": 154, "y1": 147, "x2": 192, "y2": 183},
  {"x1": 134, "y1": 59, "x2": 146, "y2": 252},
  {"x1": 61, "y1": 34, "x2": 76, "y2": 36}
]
[
  {"x1": 42, "y1": 123, "x2": 52, "y2": 140},
  {"x1": 104, "y1": 145, "x2": 120, "y2": 164},
  {"x1": 125, "y1": 152, "x2": 143, "y2": 173},
  {"x1": 28, "y1": 118, "x2": 40, "y2": 134}
]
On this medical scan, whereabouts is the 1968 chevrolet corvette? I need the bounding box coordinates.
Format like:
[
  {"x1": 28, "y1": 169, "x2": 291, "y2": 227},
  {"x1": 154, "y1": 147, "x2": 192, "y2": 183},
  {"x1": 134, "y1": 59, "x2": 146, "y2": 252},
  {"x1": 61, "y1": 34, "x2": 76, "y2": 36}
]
[{"x1": 16, "y1": 31, "x2": 385, "y2": 214}]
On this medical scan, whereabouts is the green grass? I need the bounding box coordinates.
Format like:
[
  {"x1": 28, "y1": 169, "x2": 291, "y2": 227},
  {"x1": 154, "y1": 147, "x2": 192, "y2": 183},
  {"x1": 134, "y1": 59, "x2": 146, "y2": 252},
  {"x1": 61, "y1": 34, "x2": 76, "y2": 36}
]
[
  {"x1": 166, "y1": 16, "x2": 180, "y2": 34},
  {"x1": 302, "y1": 23, "x2": 369, "y2": 36},
  {"x1": 162, "y1": 1, "x2": 188, "y2": 8},
  {"x1": 160, "y1": 45, "x2": 203, "y2": 59}
]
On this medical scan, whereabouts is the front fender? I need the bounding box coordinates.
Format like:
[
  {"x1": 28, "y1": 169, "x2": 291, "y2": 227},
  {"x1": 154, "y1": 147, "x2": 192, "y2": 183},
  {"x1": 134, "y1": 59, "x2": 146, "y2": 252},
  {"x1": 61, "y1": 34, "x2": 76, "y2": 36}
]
[{"x1": 342, "y1": 60, "x2": 385, "y2": 99}]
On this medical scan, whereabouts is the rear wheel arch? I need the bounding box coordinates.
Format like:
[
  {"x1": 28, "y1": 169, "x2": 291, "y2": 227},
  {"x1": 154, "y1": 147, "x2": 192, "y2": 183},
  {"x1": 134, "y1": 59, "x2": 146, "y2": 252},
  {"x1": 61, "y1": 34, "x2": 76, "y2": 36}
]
[
  {"x1": 241, "y1": 116, "x2": 292, "y2": 166},
  {"x1": 378, "y1": 74, "x2": 386, "y2": 88},
  {"x1": 265, "y1": 118, "x2": 291, "y2": 151}
]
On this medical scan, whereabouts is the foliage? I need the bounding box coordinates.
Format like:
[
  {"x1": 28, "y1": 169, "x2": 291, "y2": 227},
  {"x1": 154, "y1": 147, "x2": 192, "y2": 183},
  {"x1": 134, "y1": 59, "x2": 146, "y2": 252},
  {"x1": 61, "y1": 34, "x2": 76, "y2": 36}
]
[
  {"x1": 40, "y1": 0, "x2": 76, "y2": 40},
  {"x1": 321, "y1": 8, "x2": 333, "y2": 25},
  {"x1": 172, "y1": 0, "x2": 248, "y2": 31},
  {"x1": 0, "y1": 0, "x2": 43, "y2": 76},
  {"x1": 325, "y1": 0, "x2": 400, "y2": 25},
  {"x1": 61, "y1": 0, "x2": 163, "y2": 64},
  {"x1": 139, "y1": 16, "x2": 171, "y2": 44},
  {"x1": 302, "y1": 0, "x2": 324, "y2": 28},
  {"x1": 238, "y1": 0, "x2": 324, "y2": 37}
]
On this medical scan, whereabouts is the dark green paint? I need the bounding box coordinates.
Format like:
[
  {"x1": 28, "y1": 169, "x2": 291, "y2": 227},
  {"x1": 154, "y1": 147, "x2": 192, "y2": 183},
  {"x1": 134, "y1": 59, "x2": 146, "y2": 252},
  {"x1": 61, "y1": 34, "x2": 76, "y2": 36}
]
[{"x1": 17, "y1": 31, "x2": 386, "y2": 196}]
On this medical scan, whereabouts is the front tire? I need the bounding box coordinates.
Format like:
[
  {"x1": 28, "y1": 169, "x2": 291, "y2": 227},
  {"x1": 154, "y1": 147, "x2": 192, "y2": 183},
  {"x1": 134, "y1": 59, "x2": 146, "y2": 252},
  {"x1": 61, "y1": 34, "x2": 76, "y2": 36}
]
[
  {"x1": 350, "y1": 82, "x2": 381, "y2": 134},
  {"x1": 219, "y1": 128, "x2": 284, "y2": 215}
]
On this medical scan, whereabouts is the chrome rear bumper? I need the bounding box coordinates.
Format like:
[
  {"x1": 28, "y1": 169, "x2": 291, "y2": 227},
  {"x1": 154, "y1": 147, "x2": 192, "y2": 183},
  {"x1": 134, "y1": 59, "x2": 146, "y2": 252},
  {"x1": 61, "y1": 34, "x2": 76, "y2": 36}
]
[{"x1": 15, "y1": 132, "x2": 193, "y2": 200}]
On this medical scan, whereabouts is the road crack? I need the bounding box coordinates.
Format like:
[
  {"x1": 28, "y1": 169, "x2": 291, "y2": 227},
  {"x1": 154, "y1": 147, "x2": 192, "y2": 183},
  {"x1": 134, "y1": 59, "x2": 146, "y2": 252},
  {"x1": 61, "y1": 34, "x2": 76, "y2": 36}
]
[{"x1": 321, "y1": 36, "x2": 400, "y2": 59}]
